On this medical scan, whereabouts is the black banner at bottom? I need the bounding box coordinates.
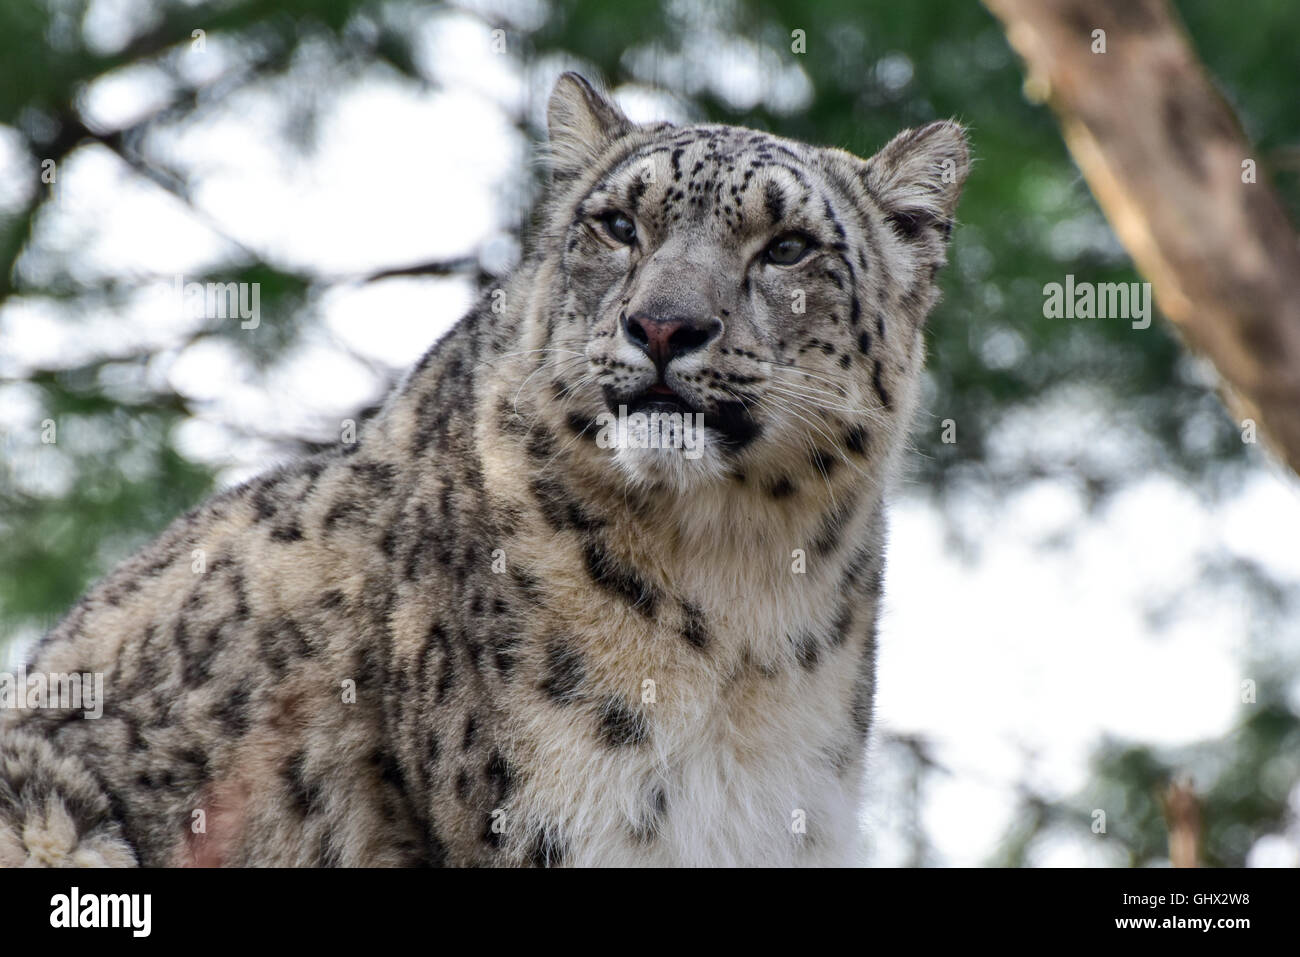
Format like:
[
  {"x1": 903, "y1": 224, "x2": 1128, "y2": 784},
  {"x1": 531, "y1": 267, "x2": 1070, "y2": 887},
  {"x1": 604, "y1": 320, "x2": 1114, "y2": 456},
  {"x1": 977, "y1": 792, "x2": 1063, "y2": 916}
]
[{"x1": 0, "y1": 865, "x2": 1281, "y2": 943}]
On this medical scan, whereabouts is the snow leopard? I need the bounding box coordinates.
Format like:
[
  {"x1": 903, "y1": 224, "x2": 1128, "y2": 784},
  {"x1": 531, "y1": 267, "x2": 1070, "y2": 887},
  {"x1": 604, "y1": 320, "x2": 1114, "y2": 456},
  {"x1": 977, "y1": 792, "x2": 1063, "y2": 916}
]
[{"x1": 0, "y1": 73, "x2": 969, "y2": 867}]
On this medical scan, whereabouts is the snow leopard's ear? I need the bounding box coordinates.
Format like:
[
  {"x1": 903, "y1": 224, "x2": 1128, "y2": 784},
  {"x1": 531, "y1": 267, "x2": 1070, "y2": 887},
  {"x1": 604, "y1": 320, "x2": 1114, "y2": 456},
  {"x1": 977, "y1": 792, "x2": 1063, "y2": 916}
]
[
  {"x1": 859, "y1": 120, "x2": 970, "y2": 243},
  {"x1": 546, "y1": 72, "x2": 633, "y2": 183}
]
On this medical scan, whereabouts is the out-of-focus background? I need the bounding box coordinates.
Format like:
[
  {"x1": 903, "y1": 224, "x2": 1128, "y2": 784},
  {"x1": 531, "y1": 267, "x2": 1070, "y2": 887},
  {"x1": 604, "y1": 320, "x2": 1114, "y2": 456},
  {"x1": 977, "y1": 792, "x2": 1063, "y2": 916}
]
[{"x1": 1, "y1": 0, "x2": 1298, "y2": 867}]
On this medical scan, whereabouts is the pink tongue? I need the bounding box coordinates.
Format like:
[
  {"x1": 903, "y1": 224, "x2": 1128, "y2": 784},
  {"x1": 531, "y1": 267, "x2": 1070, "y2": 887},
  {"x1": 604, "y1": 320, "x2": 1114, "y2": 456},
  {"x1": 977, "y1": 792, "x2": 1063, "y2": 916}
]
[{"x1": 649, "y1": 384, "x2": 674, "y2": 395}]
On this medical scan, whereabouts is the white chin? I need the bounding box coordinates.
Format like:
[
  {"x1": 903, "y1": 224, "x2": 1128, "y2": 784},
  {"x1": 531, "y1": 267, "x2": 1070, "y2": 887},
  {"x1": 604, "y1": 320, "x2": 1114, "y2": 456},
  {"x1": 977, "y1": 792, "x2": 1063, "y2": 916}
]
[{"x1": 611, "y1": 435, "x2": 729, "y2": 491}]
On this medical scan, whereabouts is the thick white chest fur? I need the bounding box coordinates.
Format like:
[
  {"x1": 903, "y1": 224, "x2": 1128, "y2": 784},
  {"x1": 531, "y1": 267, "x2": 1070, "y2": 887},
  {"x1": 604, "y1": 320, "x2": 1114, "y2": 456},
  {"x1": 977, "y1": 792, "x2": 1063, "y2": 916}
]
[
  {"x1": 508, "y1": 524, "x2": 874, "y2": 867},
  {"x1": 517, "y1": 655, "x2": 867, "y2": 866}
]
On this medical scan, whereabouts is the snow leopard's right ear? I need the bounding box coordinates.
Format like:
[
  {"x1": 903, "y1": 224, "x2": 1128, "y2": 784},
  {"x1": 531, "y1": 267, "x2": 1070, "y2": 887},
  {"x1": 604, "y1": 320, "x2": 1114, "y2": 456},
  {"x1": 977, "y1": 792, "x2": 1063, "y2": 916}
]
[{"x1": 546, "y1": 72, "x2": 633, "y2": 183}]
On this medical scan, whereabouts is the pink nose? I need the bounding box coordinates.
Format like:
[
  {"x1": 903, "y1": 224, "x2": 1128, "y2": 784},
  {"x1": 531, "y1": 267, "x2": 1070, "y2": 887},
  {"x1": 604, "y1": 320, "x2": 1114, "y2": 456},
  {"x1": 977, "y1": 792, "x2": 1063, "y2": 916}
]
[{"x1": 622, "y1": 313, "x2": 723, "y2": 370}]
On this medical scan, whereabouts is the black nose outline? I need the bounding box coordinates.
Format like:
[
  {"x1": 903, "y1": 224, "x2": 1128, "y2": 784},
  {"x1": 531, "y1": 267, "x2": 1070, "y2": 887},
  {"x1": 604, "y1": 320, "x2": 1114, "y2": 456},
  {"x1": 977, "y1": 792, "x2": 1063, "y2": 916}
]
[{"x1": 621, "y1": 312, "x2": 724, "y2": 371}]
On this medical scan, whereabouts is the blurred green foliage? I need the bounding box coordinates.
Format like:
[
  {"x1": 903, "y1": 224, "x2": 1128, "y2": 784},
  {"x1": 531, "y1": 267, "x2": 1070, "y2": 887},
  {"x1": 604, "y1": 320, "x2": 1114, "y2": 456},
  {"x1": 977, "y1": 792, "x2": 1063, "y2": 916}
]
[{"x1": 1, "y1": 0, "x2": 1297, "y2": 866}]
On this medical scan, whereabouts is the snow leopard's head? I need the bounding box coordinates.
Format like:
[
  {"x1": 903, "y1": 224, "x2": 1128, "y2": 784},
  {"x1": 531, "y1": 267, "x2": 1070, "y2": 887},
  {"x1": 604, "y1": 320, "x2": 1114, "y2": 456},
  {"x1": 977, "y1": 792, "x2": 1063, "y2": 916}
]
[{"x1": 534, "y1": 73, "x2": 969, "y2": 497}]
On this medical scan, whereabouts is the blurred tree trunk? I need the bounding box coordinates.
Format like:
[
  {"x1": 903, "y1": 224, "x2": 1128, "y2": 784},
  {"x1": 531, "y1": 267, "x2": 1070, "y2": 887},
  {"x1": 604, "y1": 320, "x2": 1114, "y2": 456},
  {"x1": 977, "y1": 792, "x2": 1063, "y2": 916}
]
[
  {"x1": 984, "y1": 0, "x2": 1300, "y2": 477},
  {"x1": 1162, "y1": 778, "x2": 1202, "y2": 868}
]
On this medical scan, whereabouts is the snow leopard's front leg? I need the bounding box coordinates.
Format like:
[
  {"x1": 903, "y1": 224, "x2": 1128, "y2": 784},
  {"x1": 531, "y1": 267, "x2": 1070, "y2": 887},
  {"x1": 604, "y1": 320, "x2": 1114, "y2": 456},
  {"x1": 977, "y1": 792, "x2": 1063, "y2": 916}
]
[{"x1": 0, "y1": 727, "x2": 138, "y2": 867}]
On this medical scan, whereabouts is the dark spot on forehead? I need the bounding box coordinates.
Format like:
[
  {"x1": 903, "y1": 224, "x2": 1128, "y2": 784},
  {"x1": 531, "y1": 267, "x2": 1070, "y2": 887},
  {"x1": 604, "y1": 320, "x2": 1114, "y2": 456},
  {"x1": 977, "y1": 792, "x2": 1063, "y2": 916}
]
[
  {"x1": 764, "y1": 180, "x2": 785, "y2": 224},
  {"x1": 626, "y1": 175, "x2": 649, "y2": 213}
]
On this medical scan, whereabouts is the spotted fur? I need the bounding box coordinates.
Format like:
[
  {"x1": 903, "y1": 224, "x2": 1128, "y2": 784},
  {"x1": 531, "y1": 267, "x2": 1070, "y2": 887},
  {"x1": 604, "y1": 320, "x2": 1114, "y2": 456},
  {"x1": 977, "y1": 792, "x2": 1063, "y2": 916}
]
[{"x1": 0, "y1": 73, "x2": 968, "y2": 867}]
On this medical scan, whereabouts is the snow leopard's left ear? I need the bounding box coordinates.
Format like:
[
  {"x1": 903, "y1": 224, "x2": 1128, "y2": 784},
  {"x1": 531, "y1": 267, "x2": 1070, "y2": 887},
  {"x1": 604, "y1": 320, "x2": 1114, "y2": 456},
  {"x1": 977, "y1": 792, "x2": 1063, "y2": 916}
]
[
  {"x1": 859, "y1": 120, "x2": 970, "y2": 243},
  {"x1": 546, "y1": 72, "x2": 633, "y2": 183}
]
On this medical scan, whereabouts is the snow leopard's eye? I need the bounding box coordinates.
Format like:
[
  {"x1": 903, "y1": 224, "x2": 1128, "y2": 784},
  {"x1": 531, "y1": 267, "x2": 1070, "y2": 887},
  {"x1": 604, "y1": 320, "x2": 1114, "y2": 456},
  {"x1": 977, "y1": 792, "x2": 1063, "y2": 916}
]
[
  {"x1": 764, "y1": 233, "x2": 810, "y2": 266},
  {"x1": 601, "y1": 211, "x2": 637, "y2": 245}
]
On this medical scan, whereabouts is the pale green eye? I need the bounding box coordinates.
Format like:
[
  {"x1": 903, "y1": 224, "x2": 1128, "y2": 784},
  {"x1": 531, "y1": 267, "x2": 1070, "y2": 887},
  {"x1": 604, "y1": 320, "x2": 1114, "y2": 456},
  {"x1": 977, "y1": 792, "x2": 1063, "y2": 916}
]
[
  {"x1": 765, "y1": 233, "x2": 809, "y2": 265},
  {"x1": 602, "y1": 212, "x2": 637, "y2": 245}
]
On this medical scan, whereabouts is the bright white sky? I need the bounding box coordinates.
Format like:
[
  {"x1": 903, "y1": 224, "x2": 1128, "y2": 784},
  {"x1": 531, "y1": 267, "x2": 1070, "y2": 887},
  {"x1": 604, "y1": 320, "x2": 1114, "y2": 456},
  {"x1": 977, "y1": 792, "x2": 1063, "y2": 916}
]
[{"x1": 1, "y1": 0, "x2": 1298, "y2": 867}]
